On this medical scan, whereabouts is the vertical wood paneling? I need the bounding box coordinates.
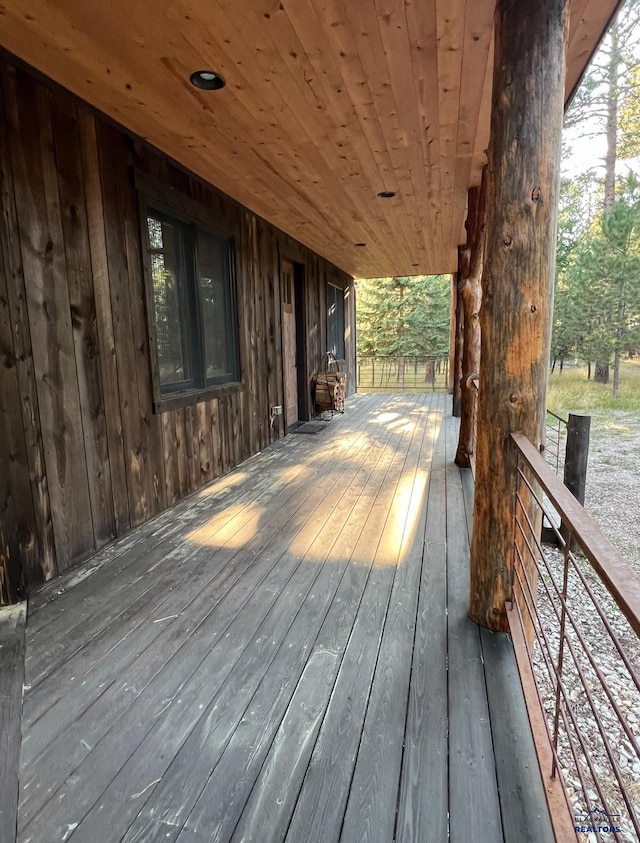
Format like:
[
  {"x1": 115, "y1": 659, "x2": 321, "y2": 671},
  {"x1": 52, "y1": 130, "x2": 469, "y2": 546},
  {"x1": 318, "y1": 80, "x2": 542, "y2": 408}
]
[
  {"x1": 0, "y1": 69, "x2": 51, "y2": 586},
  {"x1": 272, "y1": 238, "x2": 284, "y2": 437},
  {"x1": 50, "y1": 94, "x2": 116, "y2": 546},
  {"x1": 161, "y1": 412, "x2": 181, "y2": 507},
  {"x1": 0, "y1": 55, "x2": 356, "y2": 590},
  {"x1": 262, "y1": 227, "x2": 279, "y2": 443},
  {"x1": 210, "y1": 400, "x2": 223, "y2": 479},
  {"x1": 221, "y1": 395, "x2": 233, "y2": 474},
  {"x1": 0, "y1": 226, "x2": 34, "y2": 597},
  {"x1": 174, "y1": 408, "x2": 189, "y2": 498},
  {"x1": 198, "y1": 402, "x2": 214, "y2": 485},
  {"x1": 235, "y1": 215, "x2": 253, "y2": 462},
  {"x1": 6, "y1": 71, "x2": 93, "y2": 570},
  {"x1": 184, "y1": 405, "x2": 199, "y2": 493},
  {"x1": 254, "y1": 221, "x2": 269, "y2": 449},
  {"x1": 121, "y1": 161, "x2": 167, "y2": 516},
  {"x1": 78, "y1": 112, "x2": 130, "y2": 536},
  {"x1": 96, "y1": 121, "x2": 149, "y2": 527}
]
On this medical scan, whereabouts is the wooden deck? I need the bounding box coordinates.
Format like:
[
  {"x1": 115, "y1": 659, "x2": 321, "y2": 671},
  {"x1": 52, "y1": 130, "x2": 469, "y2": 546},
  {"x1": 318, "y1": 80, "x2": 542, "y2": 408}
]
[{"x1": 13, "y1": 394, "x2": 553, "y2": 843}]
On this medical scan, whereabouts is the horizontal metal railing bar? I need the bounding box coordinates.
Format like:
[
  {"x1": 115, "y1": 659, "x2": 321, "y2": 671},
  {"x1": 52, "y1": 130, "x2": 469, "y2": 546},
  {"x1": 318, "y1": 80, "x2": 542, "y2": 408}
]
[
  {"x1": 356, "y1": 354, "x2": 447, "y2": 359},
  {"x1": 546, "y1": 409, "x2": 568, "y2": 425},
  {"x1": 511, "y1": 432, "x2": 640, "y2": 637}
]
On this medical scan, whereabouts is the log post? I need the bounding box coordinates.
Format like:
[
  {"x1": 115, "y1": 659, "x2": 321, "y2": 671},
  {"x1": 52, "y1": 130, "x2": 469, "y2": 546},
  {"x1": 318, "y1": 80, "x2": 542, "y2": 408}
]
[
  {"x1": 448, "y1": 277, "x2": 457, "y2": 394},
  {"x1": 469, "y1": 0, "x2": 568, "y2": 631},
  {"x1": 452, "y1": 246, "x2": 469, "y2": 417},
  {"x1": 563, "y1": 413, "x2": 591, "y2": 505},
  {"x1": 456, "y1": 167, "x2": 488, "y2": 468}
]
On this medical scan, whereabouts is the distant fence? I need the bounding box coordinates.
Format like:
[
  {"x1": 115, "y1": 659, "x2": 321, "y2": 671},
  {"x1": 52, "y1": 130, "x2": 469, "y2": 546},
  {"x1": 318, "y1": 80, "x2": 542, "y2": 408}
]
[
  {"x1": 357, "y1": 355, "x2": 449, "y2": 393},
  {"x1": 508, "y1": 433, "x2": 640, "y2": 843}
]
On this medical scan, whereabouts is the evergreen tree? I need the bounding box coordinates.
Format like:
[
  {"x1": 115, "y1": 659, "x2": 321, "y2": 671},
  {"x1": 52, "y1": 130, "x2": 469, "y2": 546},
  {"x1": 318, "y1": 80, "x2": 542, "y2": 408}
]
[
  {"x1": 356, "y1": 275, "x2": 450, "y2": 358},
  {"x1": 563, "y1": 0, "x2": 640, "y2": 381},
  {"x1": 552, "y1": 177, "x2": 595, "y2": 369},
  {"x1": 573, "y1": 174, "x2": 640, "y2": 394}
]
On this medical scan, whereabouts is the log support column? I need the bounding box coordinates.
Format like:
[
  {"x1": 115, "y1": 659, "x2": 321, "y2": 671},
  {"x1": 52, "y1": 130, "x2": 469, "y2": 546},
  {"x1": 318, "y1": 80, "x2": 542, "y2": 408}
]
[
  {"x1": 452, "y1": 247, "x2": 468, "y2": 418},
  {"x1": 469, "y1": 0, "x2": 568, "y2": 630},
  {"x1": 455, "y1": 168, "x2": 487, "y2": 469}
]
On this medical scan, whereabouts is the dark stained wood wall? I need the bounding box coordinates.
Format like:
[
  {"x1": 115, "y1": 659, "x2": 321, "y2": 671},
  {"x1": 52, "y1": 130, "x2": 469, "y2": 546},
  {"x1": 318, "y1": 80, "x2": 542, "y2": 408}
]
[{"x1": 0, "y1": 55, "x2": 355, "y2": 594}]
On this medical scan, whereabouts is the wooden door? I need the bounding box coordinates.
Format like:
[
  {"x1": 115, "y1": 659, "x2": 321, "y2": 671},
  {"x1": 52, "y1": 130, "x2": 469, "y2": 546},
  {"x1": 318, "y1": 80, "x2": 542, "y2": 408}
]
[{"x1": 281, "y1": 260, "x2": 298, "y2": 428}]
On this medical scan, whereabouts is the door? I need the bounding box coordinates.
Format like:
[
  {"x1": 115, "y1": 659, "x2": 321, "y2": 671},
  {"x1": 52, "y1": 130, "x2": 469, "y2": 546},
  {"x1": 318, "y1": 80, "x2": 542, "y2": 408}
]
[{"x1": 281, "y1": 259, "x2": 298, "y2": 428}]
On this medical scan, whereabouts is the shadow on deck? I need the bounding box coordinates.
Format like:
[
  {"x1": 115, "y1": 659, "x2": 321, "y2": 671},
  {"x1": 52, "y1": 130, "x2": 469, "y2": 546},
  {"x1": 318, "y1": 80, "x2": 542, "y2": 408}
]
[{"x1": 7, "y1": 394, "x2": 553, "y2": 843}]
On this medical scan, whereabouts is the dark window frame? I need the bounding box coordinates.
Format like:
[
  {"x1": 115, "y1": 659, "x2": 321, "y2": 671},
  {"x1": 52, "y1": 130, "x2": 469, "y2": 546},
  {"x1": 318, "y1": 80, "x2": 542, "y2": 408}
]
[
  {"x1": 327, "y1": 282, "x2": 346, "y2": 361},
  {"x1": 142, "y1": 200, "x2": 241, "y2": 412}
]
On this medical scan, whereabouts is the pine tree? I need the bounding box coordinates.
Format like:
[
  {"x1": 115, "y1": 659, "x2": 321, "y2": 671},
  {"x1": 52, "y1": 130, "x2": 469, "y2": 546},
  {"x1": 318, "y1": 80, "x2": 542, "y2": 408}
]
[
  {"x1": 564, "y1": 0, "x2": 640, "y2": 381},
  {"x1": 356, "y1": 275, "x2": 450, "y2": 358},
  {"x1": 574, "y1": 174, "x2": 640, "y2": 395}
]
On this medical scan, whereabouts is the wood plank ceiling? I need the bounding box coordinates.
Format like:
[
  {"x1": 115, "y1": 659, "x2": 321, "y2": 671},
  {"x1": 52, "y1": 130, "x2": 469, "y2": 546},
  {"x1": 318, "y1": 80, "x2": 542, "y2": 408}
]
[{"x1": 0, "y1": 0, "x2": 621, "y2": 277}]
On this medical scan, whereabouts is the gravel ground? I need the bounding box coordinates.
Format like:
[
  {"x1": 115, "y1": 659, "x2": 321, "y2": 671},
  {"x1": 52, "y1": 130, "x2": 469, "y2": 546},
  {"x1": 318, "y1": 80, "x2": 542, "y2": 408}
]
[
  {"x1": 535, "y1": 411, "x2": 640, "y2": 842},
  {"x1": 584, "y1": 411, "x2": 640, "y2": 574}
]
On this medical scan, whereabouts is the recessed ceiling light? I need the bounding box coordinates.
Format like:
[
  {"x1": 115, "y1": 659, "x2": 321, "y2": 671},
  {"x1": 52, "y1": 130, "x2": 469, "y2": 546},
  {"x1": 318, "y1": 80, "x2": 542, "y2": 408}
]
[
  {"x1": 190, "y1": 70, "x2": 226, "y2": 90},
  {"x1": 355, "y1": 242, "x2": 367, "y2": 247},
  {"x1": 377, "y1": 191, "x2": 396, "y2": 199}
]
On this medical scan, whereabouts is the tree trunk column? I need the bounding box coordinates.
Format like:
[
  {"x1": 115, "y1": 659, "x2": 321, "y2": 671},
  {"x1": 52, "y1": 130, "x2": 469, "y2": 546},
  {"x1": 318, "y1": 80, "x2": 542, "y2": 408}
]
[
  {"x1": 456, "y1": 169, "x2": 488, "y2": 469},
  {"x1": 469, "y1": 0, "x2": 568, "y2": 631},
  {"x1": 452, "y1": 247, "x2": 469, "y2": 417}
]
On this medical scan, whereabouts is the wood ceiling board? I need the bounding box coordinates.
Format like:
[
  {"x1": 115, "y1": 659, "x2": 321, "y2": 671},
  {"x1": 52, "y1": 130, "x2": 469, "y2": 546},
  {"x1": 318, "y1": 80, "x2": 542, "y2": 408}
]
[
  {"x1": 339, "y1": 0, "x2": 439, "y2": 269},
  {"x1": 565, "y1": 0, "x2": 624, "y2": 102},
  {"x1": 372, "y1": 0, "x2": 440, "y2": 266},
  {"x1": 0, "y1": 0, "x2": 621, "y2": 278},
  {"x1": 449, "y1": 0, "x2": 494, "y2": 248},
  {"x1": 280, "y1": 0, "x2": 423, "y2": 265},
  {"x1": 405, "y1": 0, "x2": 444, "y2": 265}
]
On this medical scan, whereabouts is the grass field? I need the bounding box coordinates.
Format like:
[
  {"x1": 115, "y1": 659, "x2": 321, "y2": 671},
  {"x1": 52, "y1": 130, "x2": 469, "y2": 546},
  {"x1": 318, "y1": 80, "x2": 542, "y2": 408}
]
[{"x1": 546, "y1": 359, "x2": 640, "y2": 415}]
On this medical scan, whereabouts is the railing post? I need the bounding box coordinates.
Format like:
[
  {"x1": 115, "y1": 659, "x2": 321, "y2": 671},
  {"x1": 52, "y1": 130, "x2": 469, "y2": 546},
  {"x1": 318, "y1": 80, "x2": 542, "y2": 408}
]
[{"x1": 563, "y1": 413, "x2": 590, "y2": 506}]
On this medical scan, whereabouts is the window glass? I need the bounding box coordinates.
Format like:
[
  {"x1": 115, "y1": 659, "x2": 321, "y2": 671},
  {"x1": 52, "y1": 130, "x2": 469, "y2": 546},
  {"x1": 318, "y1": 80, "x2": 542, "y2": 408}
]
[
  {"x1": 145, "y1": 208, "x2": 239, "y2": 398},
  {"x1": 147, "y1": 216, "x2": 193, "y2": 387},
  {"x1": 327, "y1": 282, "x2": 345, "y2": 360},
  {"x1": 197, "y1": 232, "x2": 235, "y2": 382}
]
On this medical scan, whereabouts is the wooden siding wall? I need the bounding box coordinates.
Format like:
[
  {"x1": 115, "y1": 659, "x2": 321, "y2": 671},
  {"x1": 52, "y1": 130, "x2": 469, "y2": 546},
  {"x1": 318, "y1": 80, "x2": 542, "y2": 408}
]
[{"x1": 0, "y1": 56, "x2": 355, "y2": 593}]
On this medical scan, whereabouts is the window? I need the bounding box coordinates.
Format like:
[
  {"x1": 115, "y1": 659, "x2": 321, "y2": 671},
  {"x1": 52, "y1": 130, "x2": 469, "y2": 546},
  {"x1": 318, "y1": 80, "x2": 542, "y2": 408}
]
[
  {"x1": 146, "y1": 208, "x2": 239, "y2": 398},
  {"x1": 327, "y1": 282, "x2": 345, "y2": 360}
]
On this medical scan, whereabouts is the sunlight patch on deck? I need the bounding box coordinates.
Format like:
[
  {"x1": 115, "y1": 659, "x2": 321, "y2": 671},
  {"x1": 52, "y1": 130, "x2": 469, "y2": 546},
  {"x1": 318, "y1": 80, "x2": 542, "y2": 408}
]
[{"x1": 186, "y1": 502, "x2": 260, "y2": 548}]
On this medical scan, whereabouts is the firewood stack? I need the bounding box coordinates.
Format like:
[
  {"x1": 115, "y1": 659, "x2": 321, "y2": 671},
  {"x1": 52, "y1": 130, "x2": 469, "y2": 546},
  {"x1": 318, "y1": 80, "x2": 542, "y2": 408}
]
[{"x1": 314, "y1": 371, "x2": 347, "y2": 414}]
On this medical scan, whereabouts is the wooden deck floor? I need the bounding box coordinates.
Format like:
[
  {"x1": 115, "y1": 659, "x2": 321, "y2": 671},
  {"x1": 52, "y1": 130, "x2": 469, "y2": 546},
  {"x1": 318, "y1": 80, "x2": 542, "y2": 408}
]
[{"x1": 15, "y1": 394, "x2": 553, "y2": 843}]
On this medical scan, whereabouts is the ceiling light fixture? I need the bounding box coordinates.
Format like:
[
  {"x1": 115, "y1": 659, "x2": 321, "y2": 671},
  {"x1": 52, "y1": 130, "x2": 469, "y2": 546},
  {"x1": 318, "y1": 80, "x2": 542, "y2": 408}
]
[
  {"x1": 377, "y1": 191, "x2": 396, "y2": 199},
  {"x1": 190, "y1": 70, "x2": 226, "y2": 91}
]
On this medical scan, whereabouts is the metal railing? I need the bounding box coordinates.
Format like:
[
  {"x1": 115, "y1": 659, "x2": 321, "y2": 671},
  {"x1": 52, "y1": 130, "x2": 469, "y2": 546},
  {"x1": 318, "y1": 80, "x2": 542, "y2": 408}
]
[
  {"x1": 508, "y1": 432, "x2": 640, "y2": 843},
  {"x1": 356, "y1": 355, "x2": 449, "y2": 393},
  {"x1": 545, "y1": 409, "x2": 568, "y2": 475}
]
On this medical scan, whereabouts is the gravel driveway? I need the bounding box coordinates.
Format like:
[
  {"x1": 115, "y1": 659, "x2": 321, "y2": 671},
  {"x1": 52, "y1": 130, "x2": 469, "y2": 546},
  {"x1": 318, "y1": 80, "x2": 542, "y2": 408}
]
[{"x1": 584, "y1": 411, "x2": 640, "y2": 574}]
